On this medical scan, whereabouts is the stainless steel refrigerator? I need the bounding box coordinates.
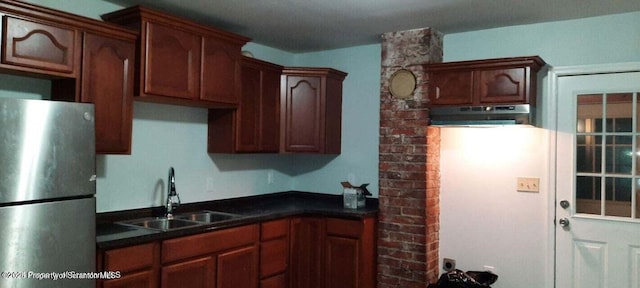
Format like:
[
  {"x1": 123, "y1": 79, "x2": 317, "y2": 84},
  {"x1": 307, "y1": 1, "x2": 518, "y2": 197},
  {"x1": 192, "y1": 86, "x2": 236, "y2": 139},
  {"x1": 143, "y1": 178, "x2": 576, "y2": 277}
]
[{"x1": 0, "y1": 98, "x2": 96, "y2": 288}]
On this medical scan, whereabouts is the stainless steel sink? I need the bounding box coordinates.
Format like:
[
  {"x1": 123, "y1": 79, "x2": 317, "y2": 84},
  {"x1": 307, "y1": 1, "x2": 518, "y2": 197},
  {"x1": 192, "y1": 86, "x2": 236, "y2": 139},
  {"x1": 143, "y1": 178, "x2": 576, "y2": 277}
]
[
  {"x1": 175, "y1": 210, "x2": 240, "y2": 223},
  {"x1": 119, "y1": 217, "x2": 201, "y2": 231}
]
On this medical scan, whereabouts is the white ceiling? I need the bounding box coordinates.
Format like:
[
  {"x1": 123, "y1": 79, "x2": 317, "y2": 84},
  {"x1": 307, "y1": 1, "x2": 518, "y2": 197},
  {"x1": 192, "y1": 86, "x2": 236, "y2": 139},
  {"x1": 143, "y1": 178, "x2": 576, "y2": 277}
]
[{"x1": 105, "y1": 0, "x2": 640, "y2": 52}]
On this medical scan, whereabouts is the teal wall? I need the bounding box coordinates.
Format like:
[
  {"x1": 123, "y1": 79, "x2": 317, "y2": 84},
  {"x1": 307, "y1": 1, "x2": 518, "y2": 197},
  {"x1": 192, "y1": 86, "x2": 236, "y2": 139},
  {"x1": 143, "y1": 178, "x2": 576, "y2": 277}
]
[
  {"x1": 8, "y1": 0, "x2": 640, "y2": 216},
  {"x1": 444, "y1": 11, "x2": 640, "y2": 65}
]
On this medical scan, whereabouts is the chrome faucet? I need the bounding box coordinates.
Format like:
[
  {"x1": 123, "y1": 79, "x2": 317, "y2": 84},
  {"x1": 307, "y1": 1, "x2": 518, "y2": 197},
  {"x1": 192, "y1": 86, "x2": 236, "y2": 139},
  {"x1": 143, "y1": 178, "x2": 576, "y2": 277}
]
[{"x1": 166, "y1": 167, "x2": 181, "y2": 219}]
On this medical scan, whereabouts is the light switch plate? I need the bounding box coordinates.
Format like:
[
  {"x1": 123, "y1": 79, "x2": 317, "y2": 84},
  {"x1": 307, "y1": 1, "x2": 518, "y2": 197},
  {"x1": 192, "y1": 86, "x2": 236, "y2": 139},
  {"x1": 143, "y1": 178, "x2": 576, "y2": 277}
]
[{"x1": 517, "y1": 177, "x2": 540, "y2": 192}]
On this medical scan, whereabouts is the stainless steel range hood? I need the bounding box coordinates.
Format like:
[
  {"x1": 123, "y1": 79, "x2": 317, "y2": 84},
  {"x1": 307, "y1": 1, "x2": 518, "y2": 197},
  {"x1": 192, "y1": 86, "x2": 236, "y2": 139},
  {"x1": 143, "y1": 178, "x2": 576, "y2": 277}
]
[{"x1": 429, "y1": 104, "x2": 535, "y2": 126}]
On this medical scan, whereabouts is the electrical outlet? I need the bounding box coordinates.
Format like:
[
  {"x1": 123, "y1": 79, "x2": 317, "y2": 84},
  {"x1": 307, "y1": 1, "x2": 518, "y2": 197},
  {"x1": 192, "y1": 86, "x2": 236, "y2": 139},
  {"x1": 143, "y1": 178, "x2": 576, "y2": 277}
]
[
  {"x1": 443, "y1": 258, "x2": 456, "y2": 271},
  {"x1": 517, "y1": 177, "x2": 540, "y2": 192}
]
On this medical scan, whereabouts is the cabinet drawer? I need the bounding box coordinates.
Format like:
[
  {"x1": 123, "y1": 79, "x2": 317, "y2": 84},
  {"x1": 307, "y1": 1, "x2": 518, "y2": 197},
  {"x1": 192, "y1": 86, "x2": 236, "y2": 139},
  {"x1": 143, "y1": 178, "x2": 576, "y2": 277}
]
[
  {"x1": 325, "y1": 218, "x2": 363, "y2": 238},
  {"x1": 261, "y1": 219, "x2": 289, "y2": 241},
  {"x1": 104, "y1": 242, "x2": 157, "y2": 272},
  {"x1": 103, "y1": 270, "x2": 155, "y2": 288},
  {"x1": 2, "y1": 15, "x2": 78, "y2": 74},
  {"x1": 260, "y1": 237, "x2": 288, "y2": 278},
  {"x1": 162, "y1": 224, "x2": 259, "y2": 263}
]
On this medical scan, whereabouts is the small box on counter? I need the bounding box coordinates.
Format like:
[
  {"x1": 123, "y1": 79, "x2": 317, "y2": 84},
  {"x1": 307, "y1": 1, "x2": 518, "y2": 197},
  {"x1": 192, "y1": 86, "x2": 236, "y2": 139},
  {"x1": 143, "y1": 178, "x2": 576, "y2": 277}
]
[{"x1": 341, "y1": 182, "x2": 371, "y2": 209}]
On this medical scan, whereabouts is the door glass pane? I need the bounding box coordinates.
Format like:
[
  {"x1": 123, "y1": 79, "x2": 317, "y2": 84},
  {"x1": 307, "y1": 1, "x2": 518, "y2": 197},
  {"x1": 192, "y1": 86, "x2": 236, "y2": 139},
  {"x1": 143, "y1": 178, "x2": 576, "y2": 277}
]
[
  {"x1": 604, "y1": 177, "x2": 632, "y2": 217},
  {"x1": 575, "y1": 92, "x2": 637, "y2": 219},
  {"x1": 606, "y1": 93, "x2": 633, "y2": 132},
  {"x1": 605, "y1": 136, "x2": 632, "y2": 174},
  {"x1": 576, "y1": 94, "x2": 603, "y2": 133},
  {"x1": 576, "y1": 176, "x2": 601, "y2": 215},
  {"x1": 576, "y1": 136, "x2": 601, "y2": 173}
]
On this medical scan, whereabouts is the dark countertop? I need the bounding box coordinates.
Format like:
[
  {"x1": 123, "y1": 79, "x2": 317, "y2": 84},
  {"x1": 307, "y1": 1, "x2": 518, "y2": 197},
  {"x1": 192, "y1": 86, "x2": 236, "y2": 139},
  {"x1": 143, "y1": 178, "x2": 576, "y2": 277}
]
[{"x1": 97, "y1": 191, "x2": 378, "y2": 250}]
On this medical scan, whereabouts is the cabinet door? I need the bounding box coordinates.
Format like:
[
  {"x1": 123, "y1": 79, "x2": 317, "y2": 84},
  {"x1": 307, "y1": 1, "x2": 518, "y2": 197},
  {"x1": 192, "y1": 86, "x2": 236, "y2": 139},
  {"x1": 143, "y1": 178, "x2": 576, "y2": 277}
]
[
  {"x1": 325, "y1": 236, "x2": 359, "y2": 288},
  {"x1": 281, "y1": 75, "x2": 324, "y2": 153},
  {"x1": 289, "y1": 217, "x2": 324, "y2": 288},
  {"x1": 144, "y1": 21, "x2": 200, "y2": 99},
  {"x1": 428, "y1": 70, "x2": 473, "y2": 105},
  {"x1": 236, "y1": 60, "x2": 281, "y2": 153},
  {"x1": 201, "y1": 37, "x2": 241, "y2": 104},
  {"x1": 161, "y1": 256, "x2": 215, "y2": 288},
  {"x1": 216, "y1": 245, "x2": 259, "y2": 288},
  {"x1": 2, "y1": 15, "x2": 78, "y2": 74},
  {"x1": 81, "y1": 32, "x2": 134, "y2": 154},
  {"x1": 475, "y1": 67, "x2": 527, "y2": 104},
  {"x1": 236, "y1": 62, "x2": 261, "y2": 152},
  {"x1": 259, "y1": 67, "x2": 281, "y2": 152}
]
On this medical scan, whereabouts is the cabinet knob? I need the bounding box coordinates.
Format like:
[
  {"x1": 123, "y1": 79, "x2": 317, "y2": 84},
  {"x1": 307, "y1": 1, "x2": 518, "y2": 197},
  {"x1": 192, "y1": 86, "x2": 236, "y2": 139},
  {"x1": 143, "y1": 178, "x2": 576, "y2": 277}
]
[{"x1": 436, "y1": 87, "x2": 440, "y2": 99}]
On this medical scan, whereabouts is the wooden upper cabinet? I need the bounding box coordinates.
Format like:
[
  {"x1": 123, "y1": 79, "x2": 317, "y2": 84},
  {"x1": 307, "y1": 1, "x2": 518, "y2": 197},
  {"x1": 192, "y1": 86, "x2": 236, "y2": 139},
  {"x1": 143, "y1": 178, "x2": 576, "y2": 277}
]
[
  {"x1": 102, "y1": 6, "x2": 250, "y2": 108},
  {"x1": 280, "y1": 68, "x2": 347, "y2": 154},
  {"x1": 426, "y1": 56, "x2": 545, "y2": 107},
  {"x1": 0, "y1": 0, "x2": 137, "y2": 155},
  {"x1": 144, "y1": 21, "x2": 200, "y2": 100},
  {"x1": 475, "y1": 67, "x2": 527, "y2": 104},
  {"x1": 201, "y1": 37, "x2": 241, "y2": 105},
  {"x1": 208, "y1": 56, "x2": 282, "y2": 153},
  {"x1": 1, "y1": 14, "x2": 79, "y2": 76},
  {"x1": 428, "y1": 70, "x2": 473, "y2": 105},
  {"x1": 235, "y1": 57, "x2": 282, "y2": 152},
  {"x1": 81, "y1": 32, "x2": 135, "y2": 154}
]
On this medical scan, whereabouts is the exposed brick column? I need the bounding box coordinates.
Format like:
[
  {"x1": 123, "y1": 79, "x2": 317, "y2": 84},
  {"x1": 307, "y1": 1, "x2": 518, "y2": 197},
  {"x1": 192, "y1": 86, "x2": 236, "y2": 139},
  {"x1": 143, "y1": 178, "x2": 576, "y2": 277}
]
[{"x1": 378, "y1": 28, "x2": 442, "y2": 288}]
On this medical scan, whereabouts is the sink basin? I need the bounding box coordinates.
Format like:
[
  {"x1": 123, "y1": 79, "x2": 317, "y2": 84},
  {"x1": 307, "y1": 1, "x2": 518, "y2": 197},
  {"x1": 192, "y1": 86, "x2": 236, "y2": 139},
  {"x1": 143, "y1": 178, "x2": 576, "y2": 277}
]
[
  {"x1": 175, "y1": 210, "x2": 240, "y2": 223},
  {"x1": 120, "y1": 218, "x2": 201, "y2": 231}
]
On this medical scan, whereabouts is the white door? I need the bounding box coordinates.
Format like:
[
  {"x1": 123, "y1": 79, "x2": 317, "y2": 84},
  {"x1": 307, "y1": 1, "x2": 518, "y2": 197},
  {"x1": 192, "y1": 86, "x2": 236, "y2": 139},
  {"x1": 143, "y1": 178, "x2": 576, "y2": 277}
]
[{"x1": 556, "y1": 69, "x2": 640, "y2": 288}]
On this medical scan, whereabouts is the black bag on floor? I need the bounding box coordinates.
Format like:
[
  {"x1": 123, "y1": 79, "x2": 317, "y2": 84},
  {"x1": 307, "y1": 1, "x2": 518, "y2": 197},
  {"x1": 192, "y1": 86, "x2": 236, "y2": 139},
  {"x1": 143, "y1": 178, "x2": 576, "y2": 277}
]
[{"x1": 435, "y1": 269, "x2": 498, "y2": 288}]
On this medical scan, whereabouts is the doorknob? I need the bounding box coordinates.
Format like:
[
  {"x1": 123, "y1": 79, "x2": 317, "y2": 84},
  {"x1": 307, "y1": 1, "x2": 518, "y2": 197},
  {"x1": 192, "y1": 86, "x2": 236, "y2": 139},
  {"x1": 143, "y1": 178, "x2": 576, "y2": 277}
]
[
  {"x1": 560, "y1": 200, "x2": 570, "y2": 209},
  {"x1": 558, "y1": 218, "x2": 570, "y2": 228}
]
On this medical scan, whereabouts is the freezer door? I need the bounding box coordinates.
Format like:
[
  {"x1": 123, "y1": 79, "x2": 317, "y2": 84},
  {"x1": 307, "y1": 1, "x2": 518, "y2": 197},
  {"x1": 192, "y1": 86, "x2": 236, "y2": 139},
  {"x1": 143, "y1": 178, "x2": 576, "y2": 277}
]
[
  {"x1": 0, "y1": 197, "x2": 95, "y2": 288},
  {"x1": 0, "y1": 98, "x2": 96, "y2": 203}
]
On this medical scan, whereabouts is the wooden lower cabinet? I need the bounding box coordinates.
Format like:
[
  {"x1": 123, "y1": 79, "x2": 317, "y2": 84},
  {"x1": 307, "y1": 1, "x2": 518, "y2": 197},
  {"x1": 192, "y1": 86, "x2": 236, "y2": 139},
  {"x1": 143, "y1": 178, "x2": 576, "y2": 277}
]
[
  {"x1": 324, "y1": 217, "x2": 377, "y2": 288},
  {"x1": 290, "y1": 216, "x2": 377, "y2": 288},
  {"x1": 260, "y1": 219, "x2": 291, "y2": 288},
  {"x1": 99, "y1": 216, "x2": 375, "y2": 288},
  {"x1": 103, "y1": 270, "x2": 156, "y2": 288},
  {"x1": 99, "y1": 242, "x2": 160, "y2": 288},
  {"x1": 217, "y1": 245, "x2": 259, "y2": 288},
  {"x1": 289, "y1": 217, "x2": 325, "y2": 288},
  {"x1": 161, "y1": 224, "x2": 259, "y2": 288},
  {"x1": 161, "y1": 256, "x2": 215, "y2": 288}
]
